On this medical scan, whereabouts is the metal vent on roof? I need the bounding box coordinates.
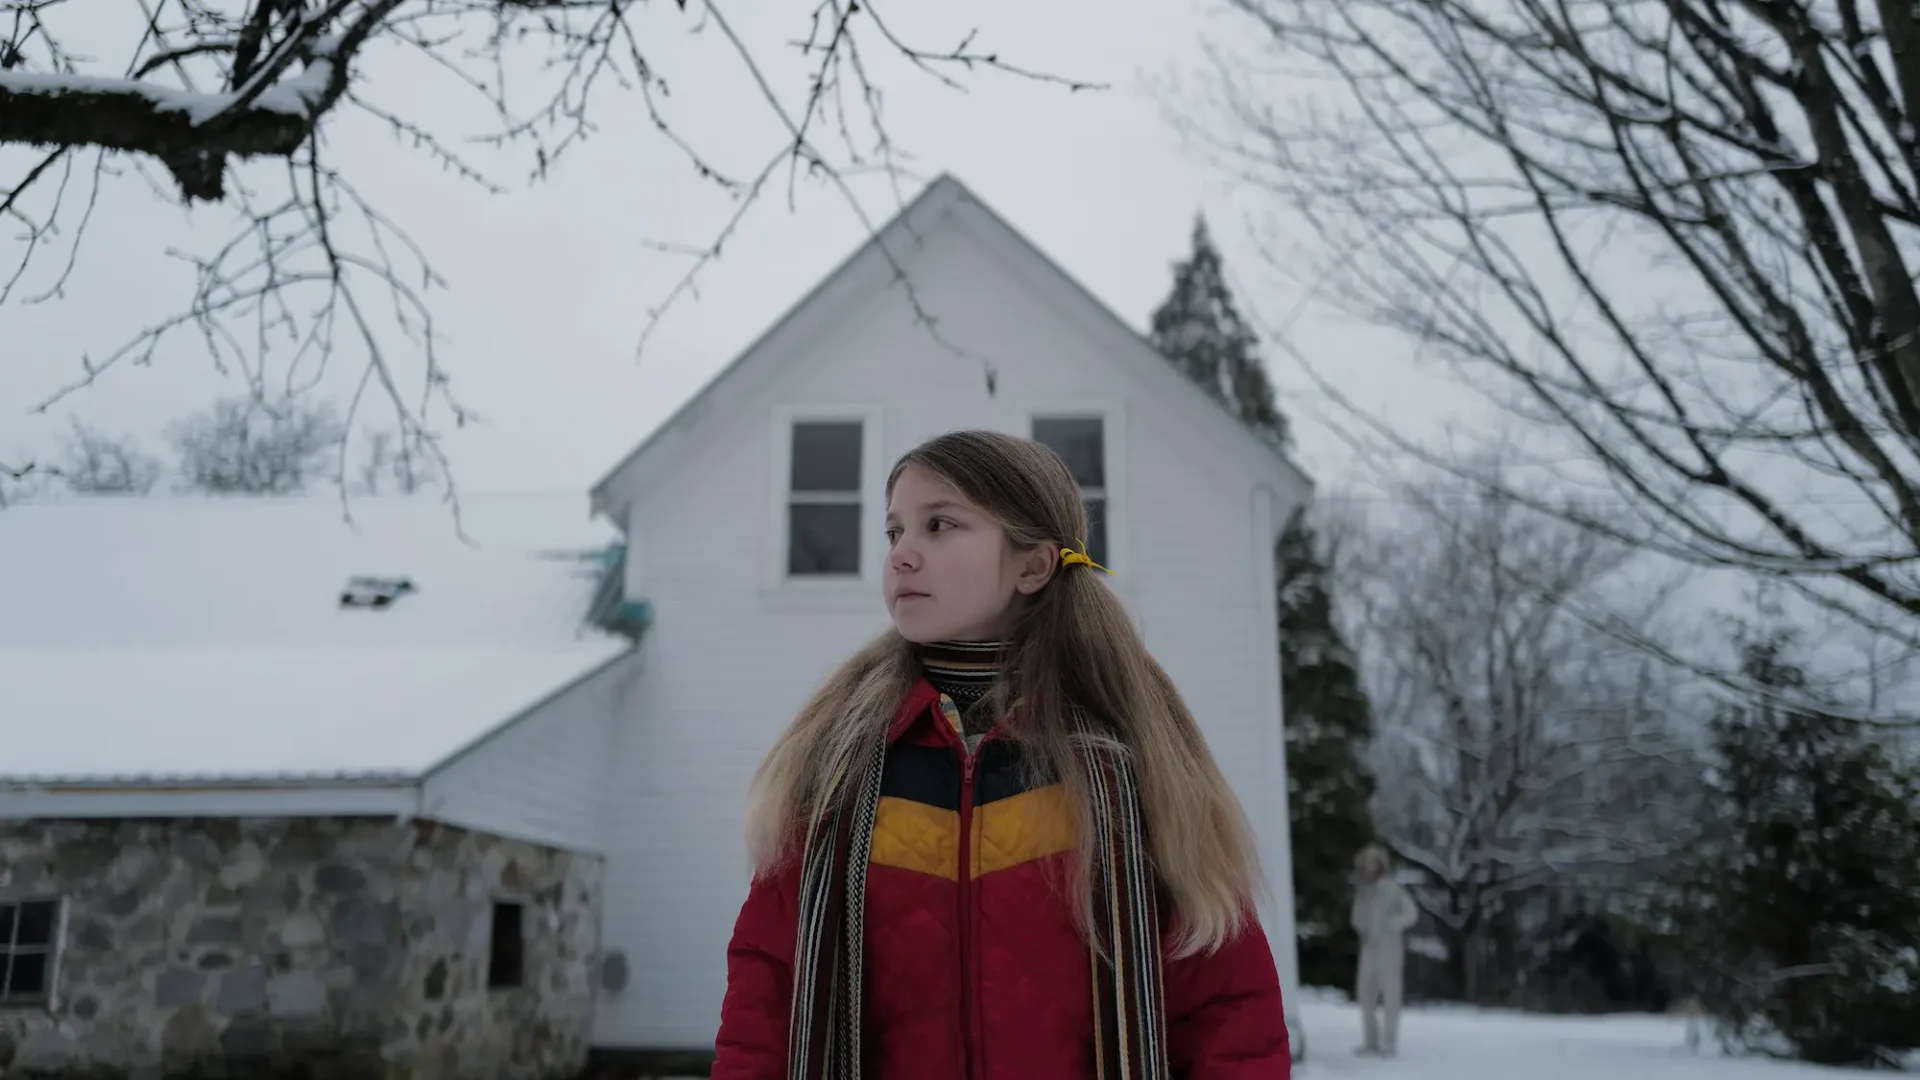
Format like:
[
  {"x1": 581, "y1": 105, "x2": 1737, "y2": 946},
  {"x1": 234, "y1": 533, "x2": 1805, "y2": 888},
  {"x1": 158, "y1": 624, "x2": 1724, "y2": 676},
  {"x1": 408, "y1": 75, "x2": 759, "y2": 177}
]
[{"x1": 340, "y1": 575, "x2": 417, "y2": 609}]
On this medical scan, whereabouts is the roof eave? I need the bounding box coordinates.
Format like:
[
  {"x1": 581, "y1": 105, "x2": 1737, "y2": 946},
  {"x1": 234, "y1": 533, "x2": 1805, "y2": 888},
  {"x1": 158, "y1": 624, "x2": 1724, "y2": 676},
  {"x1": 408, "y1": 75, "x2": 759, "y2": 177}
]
[
  {"x1": 586, "y1": 173, "x2": 968, "y2": 511},
  {"x1": 936, "y1": 183, "x2": 1319, "y2": 502},
  {"x1": 0, "y1": 775, "x2": 422, "y2": 820},
  {"x1": 0, "y1": 642, "x2": 633, "y2": 823},
  {"x1": 418, "y1": 645, "x2": 634, "y2": 780},
  {"x1": 585, "y1": 171, "x2": 1318, "y2": 514}
]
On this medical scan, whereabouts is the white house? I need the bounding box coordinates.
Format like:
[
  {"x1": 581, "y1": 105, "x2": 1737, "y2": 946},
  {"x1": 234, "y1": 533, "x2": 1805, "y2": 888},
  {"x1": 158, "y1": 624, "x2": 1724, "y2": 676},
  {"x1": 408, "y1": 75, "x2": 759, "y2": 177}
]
[
  {"x1": 0, "y1": 174, "x2": 1311, "y2": 1078},
  {"x1": 582, "y1": 173, "x2": 1312, "y2": 1059}
]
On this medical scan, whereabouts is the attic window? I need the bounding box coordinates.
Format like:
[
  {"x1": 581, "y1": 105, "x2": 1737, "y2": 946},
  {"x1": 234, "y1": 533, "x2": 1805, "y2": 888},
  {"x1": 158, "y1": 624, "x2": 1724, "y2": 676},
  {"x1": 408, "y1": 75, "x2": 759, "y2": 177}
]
[
  {"x1": 1032, "y1": 416, "x2": 1109, "y2": 566},
  {"x1": 340, "y1": 576, "x2": 417, "y2": 609},
  {"x1": 787, "y1": 420, "x2": 864, "y2": 577}
]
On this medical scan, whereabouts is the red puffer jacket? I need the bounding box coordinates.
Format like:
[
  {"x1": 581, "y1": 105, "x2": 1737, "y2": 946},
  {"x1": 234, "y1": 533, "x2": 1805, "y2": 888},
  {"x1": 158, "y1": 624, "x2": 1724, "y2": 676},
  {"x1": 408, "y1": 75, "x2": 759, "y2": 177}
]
[{"x1": 713, "y1": 678, "x2": 1290, "y2": 1079}]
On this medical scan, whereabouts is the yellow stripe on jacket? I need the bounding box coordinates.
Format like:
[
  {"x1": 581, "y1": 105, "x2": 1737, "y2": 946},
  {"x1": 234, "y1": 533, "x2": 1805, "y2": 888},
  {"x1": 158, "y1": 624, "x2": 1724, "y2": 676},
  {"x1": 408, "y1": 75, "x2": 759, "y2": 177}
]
[{"x1": 871, "y1": 784, "x2": 1076, "y2": 881}]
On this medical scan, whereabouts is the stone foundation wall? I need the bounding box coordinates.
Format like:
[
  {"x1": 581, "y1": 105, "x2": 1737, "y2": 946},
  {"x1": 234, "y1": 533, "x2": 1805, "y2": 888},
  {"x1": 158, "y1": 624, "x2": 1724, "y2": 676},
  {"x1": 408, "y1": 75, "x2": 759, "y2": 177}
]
[
  {"x1": 395, "y1": 821, "x2": 602, "y2": 1079},
  {"x1": 0, "y1": 816, "x2": 601, "y2": 1080}
]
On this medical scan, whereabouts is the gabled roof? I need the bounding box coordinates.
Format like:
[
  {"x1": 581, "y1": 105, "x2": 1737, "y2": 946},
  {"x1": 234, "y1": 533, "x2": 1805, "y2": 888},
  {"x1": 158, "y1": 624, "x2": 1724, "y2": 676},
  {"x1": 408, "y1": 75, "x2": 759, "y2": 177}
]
[
  {"x1": 589, "y1": 173, "x2": 1311, "y2": 520},
  {"x1": 0, "y1": 493, "x2": 628, "y2": 786}
]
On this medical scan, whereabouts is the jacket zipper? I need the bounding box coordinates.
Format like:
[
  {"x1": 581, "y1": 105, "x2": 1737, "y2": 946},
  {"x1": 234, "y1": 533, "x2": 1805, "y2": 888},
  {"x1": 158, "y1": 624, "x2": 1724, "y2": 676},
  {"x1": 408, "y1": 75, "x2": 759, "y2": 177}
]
[
  {"x1": 952, "y1": 719, "x2": 1001, "y2": 1080},
  {"x1": 940, "y1": 697, "x2": 1000, "y2": 1080},
  {"x1": 958, "y1": 746, "x2": 976, "y2": 1080}
]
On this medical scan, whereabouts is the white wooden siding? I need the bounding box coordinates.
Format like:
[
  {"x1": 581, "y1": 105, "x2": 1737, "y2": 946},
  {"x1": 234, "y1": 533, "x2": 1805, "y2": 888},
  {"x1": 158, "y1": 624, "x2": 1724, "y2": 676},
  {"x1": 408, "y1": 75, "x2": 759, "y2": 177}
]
[{"x1": 421, "y1": 652, "x2": 637, "y2": 854}]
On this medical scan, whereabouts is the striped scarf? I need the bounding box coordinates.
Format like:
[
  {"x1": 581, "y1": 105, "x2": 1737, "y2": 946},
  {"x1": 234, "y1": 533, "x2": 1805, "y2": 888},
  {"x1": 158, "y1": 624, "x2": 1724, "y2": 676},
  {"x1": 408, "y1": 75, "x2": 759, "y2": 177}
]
[{"x1": 787, "y1": 705, "x2": 1167, "y2": 1080}]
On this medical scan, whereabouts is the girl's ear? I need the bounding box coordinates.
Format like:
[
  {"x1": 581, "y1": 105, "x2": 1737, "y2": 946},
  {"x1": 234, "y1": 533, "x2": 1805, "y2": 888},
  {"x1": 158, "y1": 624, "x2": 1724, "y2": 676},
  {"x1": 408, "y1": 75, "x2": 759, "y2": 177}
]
[{"x1": 1013, "y1": 543, "x2": 1058, "y2": 595}]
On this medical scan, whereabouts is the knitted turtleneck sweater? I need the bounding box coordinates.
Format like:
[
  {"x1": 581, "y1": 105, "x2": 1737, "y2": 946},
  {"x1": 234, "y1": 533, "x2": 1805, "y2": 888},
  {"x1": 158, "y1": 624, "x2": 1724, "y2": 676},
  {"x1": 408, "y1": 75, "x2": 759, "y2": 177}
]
[{"x1": 914, "y1": 639, "x2": 1007, "y2": 742}]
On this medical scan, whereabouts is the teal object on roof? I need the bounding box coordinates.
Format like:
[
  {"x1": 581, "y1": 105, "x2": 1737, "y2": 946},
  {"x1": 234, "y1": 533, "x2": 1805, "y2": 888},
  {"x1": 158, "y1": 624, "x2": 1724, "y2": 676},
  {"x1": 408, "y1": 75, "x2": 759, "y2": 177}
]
[
  {"x1": 587, "y1": 543, "x2": 652, "y2": 642},
  {"x1": 606, "y1": 599, "x2": 653, "y2": 640}
]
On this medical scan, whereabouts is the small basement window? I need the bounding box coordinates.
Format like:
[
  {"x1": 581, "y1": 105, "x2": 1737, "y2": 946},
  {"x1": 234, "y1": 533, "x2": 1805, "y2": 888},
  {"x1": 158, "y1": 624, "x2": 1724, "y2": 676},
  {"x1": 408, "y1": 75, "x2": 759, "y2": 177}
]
[
  {"x1": 487, "y1": 901, "x2": 524, "y2": 989},
  {"x1": 340, "y1": 575, "x2": 417, "y2": 609},
  {"x1": 0, "y1": 899, "x2": 58, "y2": 1007}
]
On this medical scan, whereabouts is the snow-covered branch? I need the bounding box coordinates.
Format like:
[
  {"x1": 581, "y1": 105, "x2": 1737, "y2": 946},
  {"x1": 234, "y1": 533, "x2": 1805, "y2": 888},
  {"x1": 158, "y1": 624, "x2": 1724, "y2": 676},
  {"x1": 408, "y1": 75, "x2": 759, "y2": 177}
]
[
  {"x1": 0, "y1": 62, "x2": 338, "y2": 200},
  {"x1": 0, "y1": 1, "x2": 381, "y2": 201},
  {"x1": 2, "y1": 0, "x2": 1098, "y2": 496},
  {"x1": 1339, "y1": 465, "x2": 1704, "y2": 998}
]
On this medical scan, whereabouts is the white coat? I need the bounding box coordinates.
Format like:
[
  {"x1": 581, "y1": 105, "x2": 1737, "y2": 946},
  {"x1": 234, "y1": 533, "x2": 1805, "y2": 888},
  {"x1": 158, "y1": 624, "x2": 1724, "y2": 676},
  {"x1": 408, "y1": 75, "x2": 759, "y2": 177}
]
[{"x1": 1350, "y1": 875, "x2": 1418, "y2": 1053}]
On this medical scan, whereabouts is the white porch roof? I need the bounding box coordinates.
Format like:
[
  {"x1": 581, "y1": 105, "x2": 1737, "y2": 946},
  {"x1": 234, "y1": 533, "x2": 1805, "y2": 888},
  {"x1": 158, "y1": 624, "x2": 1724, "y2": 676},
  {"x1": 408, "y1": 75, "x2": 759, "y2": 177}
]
[{"x1": 0, "y1": 492, "x2": 627, "y2": 788}]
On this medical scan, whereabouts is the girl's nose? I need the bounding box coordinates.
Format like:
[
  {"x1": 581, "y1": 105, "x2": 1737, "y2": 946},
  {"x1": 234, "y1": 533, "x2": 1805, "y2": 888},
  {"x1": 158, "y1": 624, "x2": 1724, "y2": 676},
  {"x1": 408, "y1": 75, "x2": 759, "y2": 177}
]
[{"x1": 889, "y1": 536, "x2": 922, "y2": 571}]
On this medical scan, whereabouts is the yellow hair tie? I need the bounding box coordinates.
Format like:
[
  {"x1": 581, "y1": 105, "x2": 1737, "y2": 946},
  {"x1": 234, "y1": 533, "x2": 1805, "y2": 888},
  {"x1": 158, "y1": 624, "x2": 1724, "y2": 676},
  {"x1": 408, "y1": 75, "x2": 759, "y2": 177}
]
[{"x1": 1060, "y1": 542, "x2": 1114, "y2": 575}]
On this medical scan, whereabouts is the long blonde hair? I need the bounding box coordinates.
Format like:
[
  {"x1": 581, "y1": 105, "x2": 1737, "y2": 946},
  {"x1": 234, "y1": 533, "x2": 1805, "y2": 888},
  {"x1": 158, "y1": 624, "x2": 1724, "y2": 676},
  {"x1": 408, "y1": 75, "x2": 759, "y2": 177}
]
[{"x1": 743, "y1": 429, "x2": 1264, "y2": 957}]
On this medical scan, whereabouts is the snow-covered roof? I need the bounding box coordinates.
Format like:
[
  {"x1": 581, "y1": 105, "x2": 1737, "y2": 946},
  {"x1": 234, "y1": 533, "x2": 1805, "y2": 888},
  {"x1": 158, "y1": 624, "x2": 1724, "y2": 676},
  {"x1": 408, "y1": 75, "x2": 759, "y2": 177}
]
[{"x1": 0, "y1": 492, "x2": 629, "y2": 785}]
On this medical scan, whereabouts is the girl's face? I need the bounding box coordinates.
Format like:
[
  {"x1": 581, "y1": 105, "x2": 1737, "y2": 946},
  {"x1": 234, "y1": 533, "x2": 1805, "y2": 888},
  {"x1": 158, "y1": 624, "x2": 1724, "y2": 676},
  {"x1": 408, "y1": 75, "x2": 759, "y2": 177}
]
[{"x1": 883, "y1": 465, "x2": 1054, "y2": 643}]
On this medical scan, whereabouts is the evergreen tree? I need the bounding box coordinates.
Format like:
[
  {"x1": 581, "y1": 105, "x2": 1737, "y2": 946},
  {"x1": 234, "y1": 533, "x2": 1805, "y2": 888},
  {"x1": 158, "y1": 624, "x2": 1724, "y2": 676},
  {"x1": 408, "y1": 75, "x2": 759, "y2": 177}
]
[
  {"x1": 1672, "y1": 629, "x2": 1920, "y2": 1067},
  {"x1": 1275, "y1": 506, "x2": 1377, "y2": 992},
  {"x1": 1149, "y1": 213, "x2": 1377, "y2": 992},
  {"x1": 1149, "y1": 216, "x2": 1291, "y2": 451}
]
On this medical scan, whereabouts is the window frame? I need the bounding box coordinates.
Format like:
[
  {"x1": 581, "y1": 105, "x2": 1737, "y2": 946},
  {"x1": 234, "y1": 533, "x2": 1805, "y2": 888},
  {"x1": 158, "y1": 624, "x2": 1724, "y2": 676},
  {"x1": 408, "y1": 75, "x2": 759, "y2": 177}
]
[
  {"x1": 1025, "y1": 402, "x2": 1127, "y2": 576},
  {"x1": 767, "y1": 406, "x2": 886, "y2": 599},
  {"x1": 0, "y1": 896, "x2": 63, "y2": 1011}
]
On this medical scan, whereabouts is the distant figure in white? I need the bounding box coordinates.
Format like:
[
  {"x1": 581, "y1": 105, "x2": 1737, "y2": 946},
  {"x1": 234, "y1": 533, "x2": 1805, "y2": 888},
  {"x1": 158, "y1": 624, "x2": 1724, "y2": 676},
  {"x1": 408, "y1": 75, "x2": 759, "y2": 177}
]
[{"x1": 1351, "y1": 843, "x2": 1418, "y2": 1057}]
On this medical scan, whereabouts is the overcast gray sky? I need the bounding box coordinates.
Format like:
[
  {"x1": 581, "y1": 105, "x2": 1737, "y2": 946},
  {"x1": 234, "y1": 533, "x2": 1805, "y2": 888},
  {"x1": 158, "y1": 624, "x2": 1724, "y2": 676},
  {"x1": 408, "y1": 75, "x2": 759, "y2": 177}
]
[{"x1": 2, "y1": 1, "x2": 1486, "y2": 496}]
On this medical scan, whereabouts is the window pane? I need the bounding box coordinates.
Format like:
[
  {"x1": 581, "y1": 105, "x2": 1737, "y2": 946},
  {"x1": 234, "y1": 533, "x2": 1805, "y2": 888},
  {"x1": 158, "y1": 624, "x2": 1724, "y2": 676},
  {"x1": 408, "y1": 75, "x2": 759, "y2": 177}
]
[
  {"x1": 15, "y1": 902, "x2": 53, "y2": 947},
  {"x1": 790, "y1": 422, "x2": 863, "y2": 493},
  {"x1": 1085, "y1": 498, "x2": 1108, "y2": 568},
  {"x1": 789, "y1": 503, "x2": 862, "y2": 576},
  {"x1": 0, "y1": 904, "x2": 15, "y2": 945},
  {"x1": 1032, "y1": 417, "x2": 1105, "y2": 488},
  {"x1": 5, "y1": 952, "x2": 45, "y2": 998}
]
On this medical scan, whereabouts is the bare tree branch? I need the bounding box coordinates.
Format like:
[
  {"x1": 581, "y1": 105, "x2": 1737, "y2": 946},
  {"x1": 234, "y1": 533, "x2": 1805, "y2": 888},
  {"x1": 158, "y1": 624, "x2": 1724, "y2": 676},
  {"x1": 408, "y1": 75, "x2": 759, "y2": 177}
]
[
  {"x1": 1195, "y1": 0, "x2": 1920, "y2": 647},
  {"x1": 4, "y1": 0, "x2": 1099, "y2": 494}
]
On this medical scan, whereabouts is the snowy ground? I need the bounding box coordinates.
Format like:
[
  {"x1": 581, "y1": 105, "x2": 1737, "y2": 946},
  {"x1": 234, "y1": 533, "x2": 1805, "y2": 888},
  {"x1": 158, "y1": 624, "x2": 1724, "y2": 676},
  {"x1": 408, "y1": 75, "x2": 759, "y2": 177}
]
[
  {"x1": 1295, "y1": 997, "x2": 1883, "y2": 1080},
  {"x1": 653, "y1": 995, "x2": 1902, "y2": 1079}
]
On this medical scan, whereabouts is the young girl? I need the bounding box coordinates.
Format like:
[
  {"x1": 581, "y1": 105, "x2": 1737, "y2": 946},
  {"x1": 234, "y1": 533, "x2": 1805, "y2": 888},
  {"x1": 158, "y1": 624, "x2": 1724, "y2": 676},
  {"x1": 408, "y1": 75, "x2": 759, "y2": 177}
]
[{"x1": 713, "y1": 429, "x2": 1289, "y2": 1080}]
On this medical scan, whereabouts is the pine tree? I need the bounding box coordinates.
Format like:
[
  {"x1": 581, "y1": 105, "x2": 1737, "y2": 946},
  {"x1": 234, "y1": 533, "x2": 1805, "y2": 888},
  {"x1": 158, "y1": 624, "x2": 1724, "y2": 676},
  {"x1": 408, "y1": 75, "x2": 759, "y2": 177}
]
[
  {"x1": 1673, "y1": 629, "x2": 1920, "y2": 1066},
  {"x1": 1275, "y1": 506, "x2": 1377, "y2": 992},
  {"x1": 1149, "y1": 213, "x2": 1377, "y2": 992},
  {"x1": 1149, "y1": 216, "x2": 1290, "y2": 451}
]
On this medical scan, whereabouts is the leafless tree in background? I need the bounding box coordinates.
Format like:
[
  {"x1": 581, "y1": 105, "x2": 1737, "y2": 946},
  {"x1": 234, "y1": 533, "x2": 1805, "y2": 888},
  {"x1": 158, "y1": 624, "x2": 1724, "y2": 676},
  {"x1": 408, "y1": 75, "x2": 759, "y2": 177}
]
[
  {"x1": 3, "y1": 0, "x2": 1095, "y2": 487},
  {"x1": 44, "y1": 419, "x2": 163, "y2": 493},
  {"x1": 1338, "y1": 473, "x2": 1701, "y2": 1001},
  {"x1": 168, "y1": 394, "x2": 346, "y2": 494},
  {"x1": 1201, "y1": 0, "x2": 1920, "y2": 655},
  {"x1": 355, "y1": 426, "x2": 436, "y2": 495}
]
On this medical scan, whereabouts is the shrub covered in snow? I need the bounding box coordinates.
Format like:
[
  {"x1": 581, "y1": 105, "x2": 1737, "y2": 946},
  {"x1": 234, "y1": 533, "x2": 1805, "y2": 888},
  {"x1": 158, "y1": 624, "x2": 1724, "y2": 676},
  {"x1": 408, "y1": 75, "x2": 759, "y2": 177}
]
[{"x1": 1665, "y1": 629, "x2": 1920, "y2": 1068}]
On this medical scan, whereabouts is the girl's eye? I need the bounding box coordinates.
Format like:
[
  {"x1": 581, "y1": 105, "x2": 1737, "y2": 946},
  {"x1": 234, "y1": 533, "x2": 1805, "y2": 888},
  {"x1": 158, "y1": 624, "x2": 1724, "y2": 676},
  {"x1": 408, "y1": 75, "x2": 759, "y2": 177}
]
[{"x1": 884, "y1": 518, "x2": 957, "y2": 543}]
